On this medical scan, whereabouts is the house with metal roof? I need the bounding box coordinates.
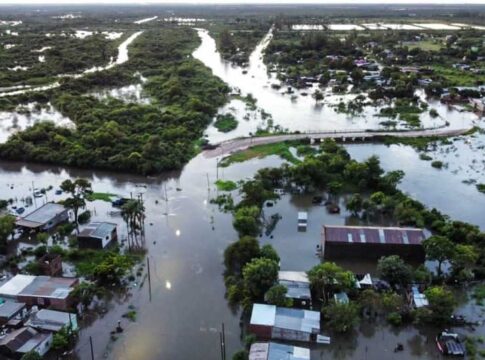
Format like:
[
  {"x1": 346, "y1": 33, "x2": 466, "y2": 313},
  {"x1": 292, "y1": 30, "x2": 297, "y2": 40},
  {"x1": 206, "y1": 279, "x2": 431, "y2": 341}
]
[
  {"x1": 77, "y1": 222, "x2": 117, "y2": 249},
  {"x1": 26, "y1": 308, "x2": 78, "y2": 333},
  {"x1": 0, "y1": 326, "x2": 52, "y2": 359},
  {"x1": 0, "y1": 275, "x2": 79, "y2": 311},
  {"x1": 15, "y1": 202, "x2": 69, "y2": 231},
  {"x1": 409, "y1": 286, "x2": 429, "y2": 309},
  {"x1": 321, "y1": 225, "x2": 426, "y2": 261},
  {"x1": 277, "y1": 271, "x2": 311, "y2": 307},
  {"x1": 0, "y1": 300, "x2": 27, "y2": 327},
  {"x1": 249, "y1": 304, "x2": 320, "y2": 342},
  {"x1": 249, "y1": 342, "x2": 310, "y2": 360}
]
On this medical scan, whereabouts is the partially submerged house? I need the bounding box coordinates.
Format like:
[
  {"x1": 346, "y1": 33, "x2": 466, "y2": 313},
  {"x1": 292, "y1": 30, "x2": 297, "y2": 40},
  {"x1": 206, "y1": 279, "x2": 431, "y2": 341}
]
[
  {"x1": 249, "y1": 304, "x2": 320, "y2": 342},
  {"x1": 16, "y1": 203, "x2": 69, "y2": 231},
  {"x1": 77, "y1": 222, "x2": 117, "y2": 249},
  {"x1": 321, "y1": 225, "x2": 426, "y2": 261},
  {"x1": 0, "y1": 275, "x2": 79, "y2": 311},
  {"x1": 409, "y1": 286, "x2": 429, "y2": 309},
  {"x1": 0, "y1": 301, "x2": 27, "y2": 327},
  {"x1": 0, "y1": 326, "x2": 52, "y2": 359},
  {"x1": 249, "y1": 342, "x2": 310, "y2": 360},
  {"x1": 278, "y1": 271, "x2": 311, "y2": 307},
  {"x1": 26, "y1": 308, "x2": 78, "y2": 333}
]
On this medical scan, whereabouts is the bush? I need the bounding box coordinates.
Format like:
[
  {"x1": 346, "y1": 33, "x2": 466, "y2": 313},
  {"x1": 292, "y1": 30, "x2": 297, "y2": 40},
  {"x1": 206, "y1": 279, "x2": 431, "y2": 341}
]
[
  {"x1": 77, "y1": 210, "x2": 91, "y2": 225},
  {"x1": 387, "y1": 312, "x2": 402, "y2": 326},
  {"x1": 431, "y1": 160, "x2": 443, "y2": 169}
]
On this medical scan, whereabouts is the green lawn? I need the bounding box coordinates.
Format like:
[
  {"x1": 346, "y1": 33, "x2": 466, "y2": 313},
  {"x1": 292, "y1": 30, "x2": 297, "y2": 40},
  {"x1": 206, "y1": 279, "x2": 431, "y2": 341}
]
[
  {"x1": 432, "y1": 65, "x2": 485, "y2": 87},
  {"x1": 219, "y1": 142, "x2": 300, "y2": 167}
]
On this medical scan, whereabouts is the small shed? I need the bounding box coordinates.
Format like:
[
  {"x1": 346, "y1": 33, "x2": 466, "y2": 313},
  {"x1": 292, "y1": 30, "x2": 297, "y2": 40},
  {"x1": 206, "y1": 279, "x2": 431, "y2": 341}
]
[
  {"x1": 410, "y1": 286, "x2": 429, "y2": 308},
  {"x1": 278, "y1": 271, "x2": 311, "y2": 307},
  {"x1": 38, "y1": 253, "x2": 63, "y2": 277},
  {"x1": 249, "y1": 304, "x2": 320, "y2": 342},
  {"x1": 16, "y1": 203, "x2": 69, "y2": 231},
  {"x1": 26, "y1": 308, "x2": 78, "y2": 332},
  {"x1": 249, "y1": 342, "x2": 310, "y2": 360},
  {"x1": 78, "y1": 222, "x2": 117, "y2": 249}
]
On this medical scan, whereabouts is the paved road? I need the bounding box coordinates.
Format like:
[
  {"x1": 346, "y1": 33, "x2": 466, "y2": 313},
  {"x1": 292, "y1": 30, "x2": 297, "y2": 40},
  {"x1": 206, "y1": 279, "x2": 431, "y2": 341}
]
[{"x1": 203, "y1": 127, "x2": 472, "y2": 158}]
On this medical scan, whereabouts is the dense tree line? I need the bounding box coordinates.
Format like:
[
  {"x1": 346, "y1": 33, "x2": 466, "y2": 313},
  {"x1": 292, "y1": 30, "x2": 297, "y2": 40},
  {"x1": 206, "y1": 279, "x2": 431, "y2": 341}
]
[{"x1": 0, "y1": 28, "x2": 229, "y2": 174}]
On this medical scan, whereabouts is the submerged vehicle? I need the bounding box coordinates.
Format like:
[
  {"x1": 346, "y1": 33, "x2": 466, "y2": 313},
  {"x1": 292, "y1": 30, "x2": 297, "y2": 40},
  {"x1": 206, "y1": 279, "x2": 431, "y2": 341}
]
[{"x1": 436, "y1": 331, "x2": 466, "y2": 357}]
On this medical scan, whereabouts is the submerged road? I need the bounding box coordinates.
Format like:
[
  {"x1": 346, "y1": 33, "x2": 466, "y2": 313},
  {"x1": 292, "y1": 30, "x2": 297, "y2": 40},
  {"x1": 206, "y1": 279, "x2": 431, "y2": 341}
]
[{"x1": 203, "y1": 127, "x2": 473, "y2": 158}]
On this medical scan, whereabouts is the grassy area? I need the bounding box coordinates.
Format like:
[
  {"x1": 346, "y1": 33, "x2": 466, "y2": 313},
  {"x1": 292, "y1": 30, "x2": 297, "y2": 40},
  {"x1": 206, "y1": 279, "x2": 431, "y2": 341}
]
[
  {"x1": 477, "y1": 184, "x2": 485, "y2": 194},
  {"x1": 406, "y1": 40, "x2": 443, "y2": 51},
  {"x1": 215, "y1": 180, "x2": 238, "y2": 191},
  {"x1": 219, "y1": 142, "x2": 300, "y2": 167},
  {"x1": 432, "y1": 65, "x2": 485, "y2": 87},
  {"x1": 86, "y1": 192, "x2": 117, "y2": 202},
  {"x1": 214, "y1": 113, "x2": 238, "y2": 133}
]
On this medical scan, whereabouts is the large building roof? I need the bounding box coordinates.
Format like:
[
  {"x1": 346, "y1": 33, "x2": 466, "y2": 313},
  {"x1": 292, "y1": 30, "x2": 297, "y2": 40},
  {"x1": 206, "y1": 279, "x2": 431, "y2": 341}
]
[
  {"x1": 16, "y1": 202, "x2": 66, "y2": 228},
  {"x1": 0, "y1": 275, "x2": 77, "y2": 300},
  {"x1": 0, "y1": 326, "x2": 49, "y2": 354},
  {"x1": 322, "y1": 225, "x2": 425, "y2": 246},
  {"x1": 249, "y1": 342, "x2": 310, "y2": 360},
  {"x1": 79, "y1": 222, "x2": 116, "y2": 240},
  {"x1": 250, "y1": 304, "x2": 320, "y2": 334}
]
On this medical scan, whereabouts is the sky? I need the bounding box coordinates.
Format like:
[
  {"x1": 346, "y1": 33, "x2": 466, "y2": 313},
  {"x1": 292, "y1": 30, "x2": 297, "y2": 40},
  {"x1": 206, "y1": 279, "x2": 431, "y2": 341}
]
[{"x1": 0, "y1": 0, "x2": 484, "y2": 4}]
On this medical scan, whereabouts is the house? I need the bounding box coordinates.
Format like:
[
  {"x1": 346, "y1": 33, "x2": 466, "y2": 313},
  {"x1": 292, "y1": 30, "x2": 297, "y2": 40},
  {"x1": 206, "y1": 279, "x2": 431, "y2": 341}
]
[
  {"x1": 277, "y1": 271, "x2": 311, "y2": 307},
  {"x1": 320, "y1": 225, "x2": 426, "y2": 261},
  {"x1": 0, "y1": 275, "x2": 79, "y2": 311},
  {"x1": 249, "y1": 342, "x2": 310, "y2": 360},
  {"x1": 0, "y1": 301, "x2": 27, "y2": 327},
  {"x1": 77, "y1": 222, "x2": 117, "y2": 249},
  {"x1": 38, "y1": 253, "x2": 63, "y2": 277},
  {"x1": 16, "y1": 202, "x2": 69, "y2": 231},
  {"x1": 0, "y1": 326, "x2": 52, "y2": 359},
  {"x1": 469, "y1": 98, "x2": 485, "y2": 113},
  {"x1": 26, "y1": 308, "x2": 78, "y2": 333},
  {"x1": 409, "y1": 286, "x2": 429, "y2": 308},
  {"x1": 334, "y1": 292, "x2": 349, "y2": 305},
  {"x1": 418, "y1": 78, "x2": 433, "y2": 87},
  {"x1": 249, "y1": 304, "x2": 320, "y2": 342}
]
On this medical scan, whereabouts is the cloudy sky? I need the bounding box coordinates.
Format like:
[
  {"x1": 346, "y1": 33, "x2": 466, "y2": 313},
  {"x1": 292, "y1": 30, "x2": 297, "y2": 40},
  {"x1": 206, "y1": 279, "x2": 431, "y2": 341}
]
[{"x1": 0, "y1": 0, "x2": 484, "y2": 4}]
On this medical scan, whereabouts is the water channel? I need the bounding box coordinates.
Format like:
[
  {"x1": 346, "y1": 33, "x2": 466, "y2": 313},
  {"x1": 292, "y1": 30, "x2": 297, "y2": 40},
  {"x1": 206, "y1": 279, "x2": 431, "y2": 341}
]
[{"x1": 0, "y1": 27, "x2": 483, "y2": 360}]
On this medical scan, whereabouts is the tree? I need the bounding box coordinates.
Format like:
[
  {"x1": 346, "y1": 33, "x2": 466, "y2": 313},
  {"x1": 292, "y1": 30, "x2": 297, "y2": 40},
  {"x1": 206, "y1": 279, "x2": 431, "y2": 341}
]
[
  {"x1": 243, "y1": 258, "x2": 279, "y2": 301},
  {"x1": 20, "y1": 351, "x2": 42, "y2": 360},
  {"x1": 52, "y1": 326, "x2": 70, "y2": 351},
  {"x1": 323, "y1": 302, "x2": 359, "y2": 333},
  {"x1": 121, "y1": 199, "x2": 146, "y2": 250},
  {"x1": 61, "y1": 178, "x2": 92, "y2": 231},
  {"x1": 377, "y1": 255, "x2": 412, "y2": 287},
  {"x1": 307, "y1": 262, "x2": 355, "y2": 298},
  {"x1": 0, "y1": 215, "x2": 15, "y2": 254},
  {"x1": 358, "y1": 289, "x2": 382, "y2": 317},
  {"x1": 346, "y1": 193, "x2": 363, "y2": 215},
  {"x1": 224, "y1": 236, "x2": 260, "y2": 276},
  {"x1": 265, "y1": 284, "x2": 293, "y2": 307},
  {"x1": 422, "y1": 235, "x2": 455, "y2": 277},
  {"x1": 260, "y1": 244, "x2": 280, "y2": 264},
  {"x1": 312, "y1": 89, "x2": 324, "y2": 102},
  {"x1": 233, "y1": 206, "x2": 261, "y2": 237},
  {"x1": 423, "y1": 286, "x2": 456, "y2": 324},
  {"x1": 232, "y1": 350, "x2": 248, "y2": 360},
  {"x1": 450, "y1": 244, "x2": 478, "y2": 280},
  {"x1": 93, "y1": 253, "x2": 133, "y2": 285}
]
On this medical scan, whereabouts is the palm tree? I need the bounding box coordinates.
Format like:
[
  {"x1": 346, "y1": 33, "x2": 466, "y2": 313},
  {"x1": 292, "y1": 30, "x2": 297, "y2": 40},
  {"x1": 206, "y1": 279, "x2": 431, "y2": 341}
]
[{"x1": 121, "y1": 198, "x2": 145, "y2": 251}]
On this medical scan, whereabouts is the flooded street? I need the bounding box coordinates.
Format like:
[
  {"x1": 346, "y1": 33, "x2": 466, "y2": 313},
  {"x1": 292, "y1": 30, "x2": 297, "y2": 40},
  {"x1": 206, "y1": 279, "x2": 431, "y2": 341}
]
[{"x1": 0, "y1": 23, "x2": 483, "y2": 360}]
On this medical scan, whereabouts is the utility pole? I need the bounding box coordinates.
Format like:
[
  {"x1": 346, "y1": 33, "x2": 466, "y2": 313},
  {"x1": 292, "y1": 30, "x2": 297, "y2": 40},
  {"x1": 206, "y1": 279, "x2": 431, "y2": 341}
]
[
  {"x1": 147, "y1": 256, "x2": 152, "y2": 302},
  {"x1": 89, "y1": 336, "x2": 95, "y2": 360},
  {"x1": 221, "y1": 322, "x2": 226, "y2": 360}
]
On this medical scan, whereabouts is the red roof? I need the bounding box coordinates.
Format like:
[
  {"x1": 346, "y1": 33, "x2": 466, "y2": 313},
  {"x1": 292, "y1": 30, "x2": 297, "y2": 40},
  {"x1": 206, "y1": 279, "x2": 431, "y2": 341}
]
[{"x1": 322, "y1": 225, "x2": 425, "y2": 246}]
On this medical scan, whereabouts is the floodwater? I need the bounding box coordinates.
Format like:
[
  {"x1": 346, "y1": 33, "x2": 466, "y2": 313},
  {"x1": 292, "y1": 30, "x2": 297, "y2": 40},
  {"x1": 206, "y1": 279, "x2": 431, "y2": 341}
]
[
  {"x1": 0, "y1": 102, "x2": 74, "y2": 142},
  {"x1": 0, "y1": 24, "x2": 483, "y2": 360},
  {"x1": 0, "y1": 32, "x2": 143, "y2": 97},
  {"x1": 194, "y1": 29, "x2": 477, "y2": 144}
]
